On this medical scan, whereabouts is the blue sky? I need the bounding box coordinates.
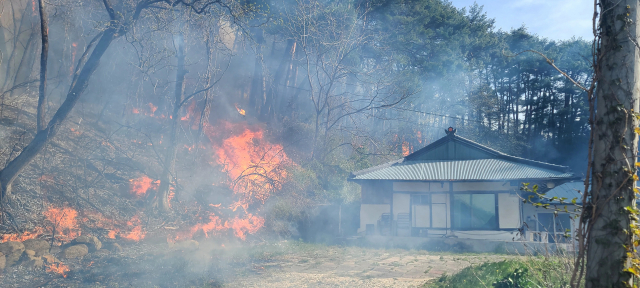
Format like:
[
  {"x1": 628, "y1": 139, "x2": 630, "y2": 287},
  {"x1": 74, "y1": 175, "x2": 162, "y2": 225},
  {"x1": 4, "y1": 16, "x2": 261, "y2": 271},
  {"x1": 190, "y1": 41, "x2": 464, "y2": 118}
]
[{"x1": 449, "y1": 0, "x2": 594, "y2": 41}]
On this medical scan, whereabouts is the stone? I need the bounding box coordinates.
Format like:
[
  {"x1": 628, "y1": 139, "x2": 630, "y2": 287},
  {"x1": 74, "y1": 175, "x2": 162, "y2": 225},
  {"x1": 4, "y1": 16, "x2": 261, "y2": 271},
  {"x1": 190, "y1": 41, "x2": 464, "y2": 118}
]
[
  {"x1": 22, "y1": 254, "x2": 44, "y2": 269},
  {"x1": 0, "y1": 252, "x2": 5, "y2": 270},
  {"x1": 0, "y1": 241, "x2": 25, "y2": 267},
  {"x1": 63, "y1": 244, "x2": 89, "y2": 259},
  {"x1": 24, "y1": 249, "x2": 35, "y2": 257},
  {"x1": 107, "y1": 243, "x2": 123, "y2": 253},
  {"x1": 42, "y1": 254, "x2": 60, "y2": 264},
  {"x1": 49, "y1": 246, "x2": 62, "y2": 255},
  {"x1": 72, "y1": 235, "x2": 101, "y2": 252},
  {"x1": 22, "y1": 239, "x2": 50, "y2": 256}
]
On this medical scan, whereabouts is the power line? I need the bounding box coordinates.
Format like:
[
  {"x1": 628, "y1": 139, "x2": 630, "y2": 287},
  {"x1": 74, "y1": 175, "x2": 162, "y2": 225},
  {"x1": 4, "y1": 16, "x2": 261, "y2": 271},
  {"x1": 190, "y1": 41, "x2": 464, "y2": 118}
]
[{"x1": 392, "y1": 107, "x2": 487, "y2": 124}]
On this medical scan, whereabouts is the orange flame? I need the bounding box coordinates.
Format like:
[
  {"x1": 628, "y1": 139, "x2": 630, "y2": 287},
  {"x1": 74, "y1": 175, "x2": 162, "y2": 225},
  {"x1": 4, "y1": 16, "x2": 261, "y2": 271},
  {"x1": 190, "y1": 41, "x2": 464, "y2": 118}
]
[
  {"x1": 180, "y1": 100, "x2": 200, "y2": 124},
  {"x1": 174, "y1": 213, "x2": 264, "y2": 241},
  {"x1": 212, "y1": 124, "x2": 291, "y2": 205},
  {"x1": 1, "y1": 227, "x2": 44, "y2": 243},
  {"x1": 235, "y1": 104, "x2": 246, "y2": 116},
  {"x1": 148, "y1": 103, "x2": 158, "y2": 115},
  {"x1": 228, "y1": 214, "x2": 264, "y2": 240},
  {"x1": 168, "y1": 190, "x2": 175, "y2": 207},
  {"x1": 129, "y1": 176, "x2": 159, "y2": 197},
  {"x1": 44, "y1": 207, "x2": 80, "y2": 242},
  {"x1": 121, "y1": 215, "x2": 146, "y2": 241},
  {"x1": 402, "y1": 141, "x2": 411, "y2": 156},
  {"x1": 46, "y1": 262, "x2": 70, "y2": 278},
  {"x1": 169, "y1": 122, "x2": 292, "y2": 241},
  {"x1": 70, "y1": 128, "x2": 82, "y2": 135}
]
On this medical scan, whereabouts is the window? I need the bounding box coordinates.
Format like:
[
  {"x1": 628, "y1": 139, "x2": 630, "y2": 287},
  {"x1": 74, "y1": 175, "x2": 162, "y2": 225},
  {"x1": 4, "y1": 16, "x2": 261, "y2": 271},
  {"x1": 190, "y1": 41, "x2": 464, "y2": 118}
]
[
  {"x1": 537, "y1": 213, "x2": 572, "y2": 243},
  {"x1": 411, "y1": 194, "x2": 431, "y2": 205},
  {"x1": 452, "y1": 193, "x2": 497, "y2": 230}
]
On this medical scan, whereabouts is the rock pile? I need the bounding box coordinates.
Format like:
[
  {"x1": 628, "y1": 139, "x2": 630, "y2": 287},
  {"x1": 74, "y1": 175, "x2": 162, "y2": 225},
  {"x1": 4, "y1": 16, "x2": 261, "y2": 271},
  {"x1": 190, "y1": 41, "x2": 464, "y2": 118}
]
[{"x1": 0, "y1": 235, "x2": 121, "y2": 271}]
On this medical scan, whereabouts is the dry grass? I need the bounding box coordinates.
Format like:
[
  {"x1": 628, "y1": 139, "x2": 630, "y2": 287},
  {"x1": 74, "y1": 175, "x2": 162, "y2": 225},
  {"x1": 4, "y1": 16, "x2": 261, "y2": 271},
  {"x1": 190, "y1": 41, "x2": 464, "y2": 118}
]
[{"x1": 226, "y1": 241, "x2": 519, "y2": 288}]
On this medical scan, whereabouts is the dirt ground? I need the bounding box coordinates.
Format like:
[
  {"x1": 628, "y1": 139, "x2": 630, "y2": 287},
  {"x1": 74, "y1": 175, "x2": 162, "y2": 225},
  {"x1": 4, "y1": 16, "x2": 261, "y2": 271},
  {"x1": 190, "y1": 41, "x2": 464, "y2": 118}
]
[
  {"x1": 0, "y1": 240, "x2": 517, "y2": 287},
  {"x1": 227, "y1": 242, "x2": 517, "y2": 288}
]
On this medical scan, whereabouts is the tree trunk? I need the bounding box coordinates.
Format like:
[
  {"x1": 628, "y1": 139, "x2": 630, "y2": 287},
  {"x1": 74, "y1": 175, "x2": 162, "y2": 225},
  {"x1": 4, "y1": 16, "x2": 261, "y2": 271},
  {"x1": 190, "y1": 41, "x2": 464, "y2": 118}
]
[
  {"x1": 155, "y1": 34, "x2": 186, "y2": 212},
  {"x1": 264, "y1": 39, "x2": 295, "y2": 121},
  {"x1": 249, "y1": 28, "x2": 265, "y2": 117},
  {"x1": 37, "y1": 0, "x2": 48, "y2": 132},
  {"x1": 586, "y1": 1, "x2": 639, "y2": 286},
  {"x1": 0, "y1": 28, "x2": 117, "y2": 201}
]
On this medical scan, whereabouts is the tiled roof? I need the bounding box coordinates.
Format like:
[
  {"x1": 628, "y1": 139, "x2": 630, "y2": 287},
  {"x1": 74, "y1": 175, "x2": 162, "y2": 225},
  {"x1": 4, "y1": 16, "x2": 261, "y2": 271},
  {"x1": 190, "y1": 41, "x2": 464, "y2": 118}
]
[
  {"x1": 350, "y1": 159, "x2": 574, "y2": 181},
  {"x1": 349, "y1": 132, "x2": 574, "y2": 181}
]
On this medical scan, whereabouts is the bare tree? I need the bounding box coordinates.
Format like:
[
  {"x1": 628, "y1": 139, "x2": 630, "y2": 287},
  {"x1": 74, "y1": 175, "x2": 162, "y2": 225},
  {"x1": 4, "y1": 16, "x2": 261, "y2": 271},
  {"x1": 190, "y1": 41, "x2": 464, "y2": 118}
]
[
  {"x1": 282, "y1": 0, "x2": 413, "y2": 162},
  {"x1": 0, "y1": 0, "x2": 250, "y2": 203},
  {"x1": 155, "y1": 34, "x2": 187, "y2": 212},
  {"x1": 36, "y1": 0, "x2": 48, "y2": 132}
]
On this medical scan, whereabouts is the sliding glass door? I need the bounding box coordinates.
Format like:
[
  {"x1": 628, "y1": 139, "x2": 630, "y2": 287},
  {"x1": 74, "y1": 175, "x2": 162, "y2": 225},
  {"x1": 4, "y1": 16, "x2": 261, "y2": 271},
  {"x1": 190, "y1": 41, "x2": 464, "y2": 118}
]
[{"x1": 452, "y1": 193, "x2": 497, "y2": 230}]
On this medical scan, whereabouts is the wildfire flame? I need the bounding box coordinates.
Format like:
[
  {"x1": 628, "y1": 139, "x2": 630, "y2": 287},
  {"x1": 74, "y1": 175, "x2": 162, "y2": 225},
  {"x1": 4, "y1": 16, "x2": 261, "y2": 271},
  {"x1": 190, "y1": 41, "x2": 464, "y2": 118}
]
[
  {"x1": 129, "y1": 176, "x2": 159, "y2": 198},
  {"x1": 402, "y1": 141, "x2": 412, "y2": 156},
  {"x1": 235, "y1": 104, "x2": 246, "y2": 116},
  {"x1": 44, "y1": 207, "x2": 80, "y2": 242},
  {"x1": 148, "y1": 103, "x2": 158, "y2": 115},
  {"x1": 168, "y1": 122, "x2": 293, "y2": 242},
  {"x1": 1, "y1": 227, "x2": 44, "y2": 243},
  {"x1": 212, "y1": 124, "x2": 291, "y2": 205},
  {"x1": 121, "y1": 215, "x2": 146, "y2": 241},
  {"x1": 174, "y1": 213, "x2": 264, "y2": 241},
  {"x1": 46, "y1": 262, "x2": 70, "y2": 278},
  {"x1": 131, "y1": 103, "x2": 161, "y2": 118}
]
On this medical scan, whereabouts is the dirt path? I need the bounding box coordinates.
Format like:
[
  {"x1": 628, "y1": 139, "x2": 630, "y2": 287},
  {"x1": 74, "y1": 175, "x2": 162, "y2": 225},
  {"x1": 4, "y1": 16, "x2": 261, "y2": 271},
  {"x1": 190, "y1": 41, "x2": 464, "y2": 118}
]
[{"x1": 227, "y1": 245, "x2": 517, "y2": 288}]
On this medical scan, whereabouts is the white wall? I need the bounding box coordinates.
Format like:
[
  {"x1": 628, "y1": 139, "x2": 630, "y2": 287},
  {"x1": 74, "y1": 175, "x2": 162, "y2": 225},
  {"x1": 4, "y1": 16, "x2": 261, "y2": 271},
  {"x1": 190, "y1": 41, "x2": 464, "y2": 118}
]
[
  {"x1": 498, "y1": 193, "x2": 521, "y2": 229},
  {"x1": 362, "y1": 181, "x2": 524, "y2": 239},
  {"x1": 393, "y1": 193, "x2": 410, "y2": 219},
  {"x1": 359, "y1": 204, "x2": 390, "y2": 233},
  {"x1": 393, "y1": 181, "x2": 448, "y2": 192}
]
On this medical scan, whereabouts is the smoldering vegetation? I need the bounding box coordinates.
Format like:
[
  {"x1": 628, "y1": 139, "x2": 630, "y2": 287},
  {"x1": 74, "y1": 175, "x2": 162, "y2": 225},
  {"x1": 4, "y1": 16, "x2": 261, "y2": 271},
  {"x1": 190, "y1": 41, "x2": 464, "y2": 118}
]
[{"x1": 0, "y1": 0, "x2": 590, "y2": 286}]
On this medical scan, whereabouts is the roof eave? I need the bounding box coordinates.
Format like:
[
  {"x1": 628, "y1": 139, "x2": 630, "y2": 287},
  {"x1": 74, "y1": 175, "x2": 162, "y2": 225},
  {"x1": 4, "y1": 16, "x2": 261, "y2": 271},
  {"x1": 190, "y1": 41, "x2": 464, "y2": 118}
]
[{"x1": 349, "y1": 175, "x2": 577, "y2": 182}]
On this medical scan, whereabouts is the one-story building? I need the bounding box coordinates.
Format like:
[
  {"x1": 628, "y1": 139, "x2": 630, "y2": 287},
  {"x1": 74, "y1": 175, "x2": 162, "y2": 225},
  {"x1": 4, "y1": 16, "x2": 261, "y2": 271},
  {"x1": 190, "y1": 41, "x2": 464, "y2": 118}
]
[{"x1": 348, "y1": 128, "x2": 581, "y2": 243}]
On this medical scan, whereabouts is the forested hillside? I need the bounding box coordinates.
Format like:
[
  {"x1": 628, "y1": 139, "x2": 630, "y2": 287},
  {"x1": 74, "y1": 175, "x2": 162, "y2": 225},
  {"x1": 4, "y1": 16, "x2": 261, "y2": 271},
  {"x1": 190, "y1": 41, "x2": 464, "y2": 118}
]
[{"x1": 0, "y1": 0, "x2": 590, "y2": 244}]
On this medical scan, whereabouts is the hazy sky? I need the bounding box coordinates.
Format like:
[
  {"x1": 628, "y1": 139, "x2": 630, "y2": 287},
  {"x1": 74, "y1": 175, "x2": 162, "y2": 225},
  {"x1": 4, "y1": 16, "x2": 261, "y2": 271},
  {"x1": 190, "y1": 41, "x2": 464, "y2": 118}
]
[{"x1": 449, "y1": 0, "x2": 594, "y2": 41}]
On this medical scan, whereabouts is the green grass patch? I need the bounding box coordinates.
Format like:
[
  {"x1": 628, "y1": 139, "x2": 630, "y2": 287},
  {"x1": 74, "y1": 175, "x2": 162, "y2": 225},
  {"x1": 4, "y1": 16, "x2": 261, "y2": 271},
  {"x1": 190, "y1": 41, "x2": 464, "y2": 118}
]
[{"x1": 424, "y1": 257, "x2": 573, "y2": 288}]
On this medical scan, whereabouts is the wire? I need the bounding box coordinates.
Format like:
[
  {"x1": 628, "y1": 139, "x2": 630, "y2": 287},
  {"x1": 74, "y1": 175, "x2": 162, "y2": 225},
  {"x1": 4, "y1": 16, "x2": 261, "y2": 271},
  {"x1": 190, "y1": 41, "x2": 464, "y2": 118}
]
[{"x1": 393, "y1": 107, "x2": 487, "y2": 124}]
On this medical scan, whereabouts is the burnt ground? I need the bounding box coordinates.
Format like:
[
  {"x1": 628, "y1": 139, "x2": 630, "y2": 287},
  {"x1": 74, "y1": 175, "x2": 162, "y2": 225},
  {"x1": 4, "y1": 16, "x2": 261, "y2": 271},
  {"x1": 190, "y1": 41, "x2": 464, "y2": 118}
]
[{"x1": 0, "y1": 240, "x2": 517, "y2": 288}]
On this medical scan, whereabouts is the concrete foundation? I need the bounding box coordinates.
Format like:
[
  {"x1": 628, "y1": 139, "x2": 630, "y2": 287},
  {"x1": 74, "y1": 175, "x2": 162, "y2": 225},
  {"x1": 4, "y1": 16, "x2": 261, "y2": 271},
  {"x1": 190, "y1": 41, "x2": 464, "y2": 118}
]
[{"x1": 351, "y1": 236, "x2": 575, "y2": 255}]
